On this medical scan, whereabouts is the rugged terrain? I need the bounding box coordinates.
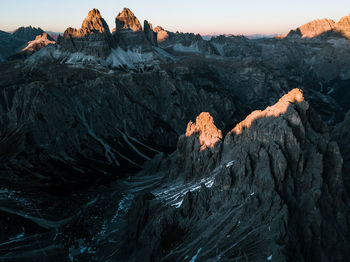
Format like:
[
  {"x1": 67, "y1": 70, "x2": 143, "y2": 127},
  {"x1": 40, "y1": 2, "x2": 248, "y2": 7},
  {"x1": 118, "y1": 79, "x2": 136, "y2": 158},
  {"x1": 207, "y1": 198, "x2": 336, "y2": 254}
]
[{"x1": 0, "y1": 7, "x2": 350, "y2": 262}]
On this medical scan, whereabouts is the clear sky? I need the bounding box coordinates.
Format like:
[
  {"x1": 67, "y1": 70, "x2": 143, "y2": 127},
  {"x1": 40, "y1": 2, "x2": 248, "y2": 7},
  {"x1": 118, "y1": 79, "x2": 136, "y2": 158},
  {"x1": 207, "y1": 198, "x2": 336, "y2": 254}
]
[{"x1": 1, "y1": 0, "x2": 350, "y2": 35}]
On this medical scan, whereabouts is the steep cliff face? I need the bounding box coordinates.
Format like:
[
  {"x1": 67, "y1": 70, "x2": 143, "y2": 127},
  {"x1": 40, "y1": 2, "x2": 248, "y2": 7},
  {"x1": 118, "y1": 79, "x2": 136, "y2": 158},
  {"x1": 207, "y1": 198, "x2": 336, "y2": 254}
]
[
  {"x1": 332, "y1": 110, "x2": 350, "y2": 189},
  {"x1": 112, "y1": 8, "x2": 155, "y2": 52},
  {"x1": 154, "y1": 26, "x2": 169, "y2": 43},
  {"x1": 115, "y1": 8, "x2": 142, "y2": 32},
  {"x1": 143, "y1": 20, "x2": 157, "y2": 46},
  {"x1": 122, "y1": 89, "x2": 349, "y2": 261},
  {"x1": 58, "y1": 9, "x2": 112, "y2": 57}
]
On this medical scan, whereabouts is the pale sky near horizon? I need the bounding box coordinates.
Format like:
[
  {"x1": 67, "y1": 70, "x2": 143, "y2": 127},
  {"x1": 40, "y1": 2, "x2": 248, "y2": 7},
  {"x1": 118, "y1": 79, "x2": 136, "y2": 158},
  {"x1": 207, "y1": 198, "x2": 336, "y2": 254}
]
[{"x1": 1, "y1": 0, "x2": 350, "y2": 35}]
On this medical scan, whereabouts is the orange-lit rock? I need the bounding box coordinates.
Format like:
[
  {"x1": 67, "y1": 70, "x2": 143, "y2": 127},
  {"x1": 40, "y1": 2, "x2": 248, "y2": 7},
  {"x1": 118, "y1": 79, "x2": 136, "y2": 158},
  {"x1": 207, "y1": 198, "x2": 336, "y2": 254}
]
[
  {"x1": 287, "y1": 19, "x2": 335, "y2": 38},
  {"x1": 115, "y1": 8, "x2": 142, "y2": 32},
  {"x1": 21, "y1": 32, "x2": 55, "y2": 55},
  {"x1": 186, "y1": 112, "x2": 222, "y2": 151},
  {"x1": 59, "y1": 8, "x2": 112, "y2": 57},
  {"x1": 231, "y1": 88, "x2": 304, "y2": 135},
  {"x1": 154, "y1": 26, "x2": 169, "y2": 42}
]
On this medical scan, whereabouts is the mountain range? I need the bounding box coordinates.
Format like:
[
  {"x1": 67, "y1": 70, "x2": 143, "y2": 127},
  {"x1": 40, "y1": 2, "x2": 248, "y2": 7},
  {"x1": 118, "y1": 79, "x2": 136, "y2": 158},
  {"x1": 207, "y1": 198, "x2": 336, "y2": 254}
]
[{"x1": 0, "y1": 7, "x2": 350, "y2": 262}]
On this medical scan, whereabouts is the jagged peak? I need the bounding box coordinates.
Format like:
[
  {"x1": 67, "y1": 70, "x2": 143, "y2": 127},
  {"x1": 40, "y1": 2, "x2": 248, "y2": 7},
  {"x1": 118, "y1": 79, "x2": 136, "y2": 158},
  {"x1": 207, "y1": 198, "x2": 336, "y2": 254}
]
[
  {"x1": 63, "y1": 8, "x2": 110, "y2": 38},
  {"x1": 287, "y1": 18, "x2": 335, "y2": 38},
  {"x1": 336, "y1": 13, "x2": 350, "y2": 28},
  {"x1": 154, "y1": 26, "x2": 164, "y2": 33},
  {"x1": 80, "y1": 8, "x2": 110, "y2": 34},
  {"x1": 186, "y1": 112, "x2": 222, "y2": 151},
  {"x1": 144, "y1": 20, "x2": 153, "y2": 31},
  {"x1": 231, "y1": 88, "x2": 305, "y2": 135},
  {"x1": 115, "y1": 7, "x2": 142, "y2": 32}
]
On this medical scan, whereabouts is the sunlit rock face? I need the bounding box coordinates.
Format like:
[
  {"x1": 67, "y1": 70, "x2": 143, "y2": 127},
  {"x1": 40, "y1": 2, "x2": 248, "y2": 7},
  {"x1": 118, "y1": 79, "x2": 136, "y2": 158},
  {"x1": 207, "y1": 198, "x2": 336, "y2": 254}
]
[
  {"x1": 334, "y1": 13, "x2": 350, "y2": 38},
  {"x1": 123, "y1": 89, "x2": 349, "y2": 262},
  {"x1": 336, "y1": 14, "x2": 350, "y2": 29},
  {"x1": 154, "y1": 26, "x2": 169, "y2": 43},
  {"x1": 113, "y1": 8, "x2": 154, "y2": 52},
  {"x1": 178, "y1": 112, "x2": 223, "y2": 180},
  {"x1": 58, "y1": 9, "x2": 112, "y2": 57},
  {"x1": 286, "y1": 14, "x2": 350, "y2": 40},
  {"x1": 185, "y1": 112, "x2": 223, "y2": 151},
  {"x1": 21, "y1": 33, "x2": 55, "y2": 55},
  {"x1": 115, "y1": 8, "x2": 142, "y2": 32},
  {"x1": 287, "y1": 19, "x2": 336, "y2": 38},
  {"x1": 231, "y1": 88, "x2": 305, "y2": 135}
]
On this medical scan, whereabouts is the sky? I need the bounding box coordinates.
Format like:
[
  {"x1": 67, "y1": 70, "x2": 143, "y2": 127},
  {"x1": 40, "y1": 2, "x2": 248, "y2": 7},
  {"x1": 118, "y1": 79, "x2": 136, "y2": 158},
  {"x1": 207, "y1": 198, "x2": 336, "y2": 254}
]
[{"x1": 1, "y1": 0, "x2": 350, "y2": 35}]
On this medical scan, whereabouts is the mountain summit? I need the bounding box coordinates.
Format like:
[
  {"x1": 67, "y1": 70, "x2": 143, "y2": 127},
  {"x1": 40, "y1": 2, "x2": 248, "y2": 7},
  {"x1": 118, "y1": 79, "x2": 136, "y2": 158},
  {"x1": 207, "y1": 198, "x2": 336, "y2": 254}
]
[
  {"x1": 287, "y1": 18, "x2": 336, "y2": 38},
  {"x1": 115, "y1": 8, "x2": 142, "y2": 32},
  {"x1": 58, "y1": 8, "x2": 112, "y2": 57},
  {"x1": 63, "y1": 8, "x2": 111, "y2": 38}
]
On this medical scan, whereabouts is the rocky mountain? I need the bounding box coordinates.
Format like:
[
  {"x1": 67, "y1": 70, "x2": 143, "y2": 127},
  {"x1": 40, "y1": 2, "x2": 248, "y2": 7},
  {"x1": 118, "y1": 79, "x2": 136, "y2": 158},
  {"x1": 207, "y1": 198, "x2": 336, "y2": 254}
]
[
  {"x1": 154, "y1": 26, "x2": 169, "y2": 42},
  {"x1": 287, "y1": 13, "x2": 350, "y2": 39},
  {"x1": 13, "y1": 26, "x2": 55, "y2": 42},
  {"x1": 0, "y1": 26, "x2": 55, "y2": 61},
  {"x1": 115, "y1": 8, "x2": 142, "y2": 32},
  {"x1": 1, "y1": 7, "x2": 350, "y2": 262},
  {"x1": 21, "y1": 33, "x2": 55, "y2": 55},
  {"x1": 58, "y1": 8, "x2": 112, "y2": 57},
  {"x1": 144, "y1": 20, "x2": 157, "y2": 46},
  {"x1": 112, "y1": 8, "x2": 154, "y2": 53},
  {"x1": 121, "y1": 89, "x2": 349, "y2": 261},
  {"x1": 287, "y1": 18, "x2": 335, "y2": 38}
]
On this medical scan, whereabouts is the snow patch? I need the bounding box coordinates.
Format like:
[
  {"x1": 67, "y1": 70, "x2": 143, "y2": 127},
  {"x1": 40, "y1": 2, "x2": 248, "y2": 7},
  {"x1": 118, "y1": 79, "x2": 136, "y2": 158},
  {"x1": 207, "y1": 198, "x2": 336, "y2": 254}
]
[
  {"x1": 327, "y1": 88, "x2": 335, "y2": 94},
  {"x1": 106, "y1": 47, "x2": 153, "y2": 70},
  {"x1": 226, "y1": 160, "x2": 235, "y2": 168},
  {"x1": 66, "y1": 52, "x2": 97, "y2": 64},
  {"x1": 172, "y1": 199, "x2": 184, "y2": 208},
  {"x1": 189, "y1": 248, "x2": 202, "y2": 262}
]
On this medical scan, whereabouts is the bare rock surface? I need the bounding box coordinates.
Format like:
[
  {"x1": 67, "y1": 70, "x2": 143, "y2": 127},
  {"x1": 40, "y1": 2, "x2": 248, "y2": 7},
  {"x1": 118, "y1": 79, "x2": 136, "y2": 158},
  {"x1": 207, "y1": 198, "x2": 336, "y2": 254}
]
[
  {"x1": 122, "y1": 89, "x2": 350, "y2": 261},
  {"x1": 115, "y1": 8, "x2": 142, "y2": 32},
  {"x1": 21, "y1": 33, "x2": 55, "y2": 55},
  {"x1": 58, "y1": 9, "x2": 112, "y2": 57},
  {"x1": 287, "y1": 18, "x2": 336, "y2": 38}
]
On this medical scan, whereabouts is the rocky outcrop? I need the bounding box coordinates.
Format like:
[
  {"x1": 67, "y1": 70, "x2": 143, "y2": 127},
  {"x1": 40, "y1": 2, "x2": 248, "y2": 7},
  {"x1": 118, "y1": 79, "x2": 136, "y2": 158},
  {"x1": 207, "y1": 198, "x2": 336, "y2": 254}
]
[
  {"x1": 21, "y1": 33, "x2": 55, "y2": 55},
  {"x1": 159, "y1": 32, "x2": 217, "y2": 54},
  {"x1": 286, "y1": 14, "x2": 350, "y2": 40},
  {"x1": 115, "y1": 8, "x2": 142, "y2": 32},
  {"x1": 12, "y1": 26, "x2": 55, "y2": 42},
  {"x1": 143, "y1": 20, "x2": 157, "y2": 46},
  {"x1": 287, "y1": 18, "x2": 336, "y2": 38},
  {"x1": 123, "y1": 89, "x2": 349, "y2": 261},
  {"x1": 177, "y1": 112, "x2": 223, "y2": 180},
  {"x1": 113, "y1": 9, "x2": 154, "y2": 52},
  {"x1": 336, "y1": 13, "x2": 350, "y2": 29},
  {"x1": 58, "y1": 9, "x2": 112, "y2": 57},
  {"x1": 154, "y1": 26, "x2": 169, "y2": 43}
]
